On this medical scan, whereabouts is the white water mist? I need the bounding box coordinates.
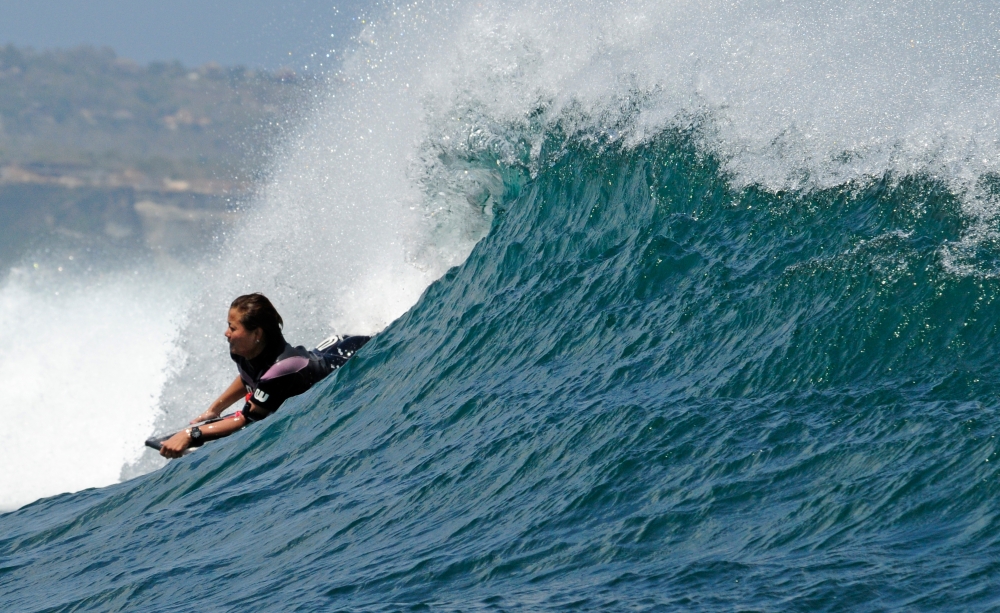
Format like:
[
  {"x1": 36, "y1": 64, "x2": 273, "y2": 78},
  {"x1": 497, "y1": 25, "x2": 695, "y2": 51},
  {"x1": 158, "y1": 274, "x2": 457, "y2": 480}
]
[{"x1": 0, "y1": 265, "x2": 191, "y2": 510}]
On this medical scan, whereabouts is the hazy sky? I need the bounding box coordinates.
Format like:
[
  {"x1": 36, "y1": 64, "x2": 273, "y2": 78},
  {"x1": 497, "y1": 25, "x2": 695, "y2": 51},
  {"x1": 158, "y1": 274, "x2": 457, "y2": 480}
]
[{"x1": 0, "y1": 0, "x2": 371, "y2": 68}]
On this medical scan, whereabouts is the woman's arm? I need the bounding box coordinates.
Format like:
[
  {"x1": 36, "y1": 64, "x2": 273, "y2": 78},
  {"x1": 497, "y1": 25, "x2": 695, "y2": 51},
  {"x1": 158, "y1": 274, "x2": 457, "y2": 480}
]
[
  {"x1": 160, "y1": 411, "x2": 249, "y2": 458},
  {"x1": 190, "y1": 376, "x2": 246, "y2": 424}
]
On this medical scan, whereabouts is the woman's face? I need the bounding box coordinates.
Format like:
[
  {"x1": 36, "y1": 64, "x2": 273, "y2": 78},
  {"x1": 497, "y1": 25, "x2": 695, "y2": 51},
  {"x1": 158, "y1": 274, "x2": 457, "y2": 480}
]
[{"x1": 226, "y1": 308, "x2": 263, "y2": 358}]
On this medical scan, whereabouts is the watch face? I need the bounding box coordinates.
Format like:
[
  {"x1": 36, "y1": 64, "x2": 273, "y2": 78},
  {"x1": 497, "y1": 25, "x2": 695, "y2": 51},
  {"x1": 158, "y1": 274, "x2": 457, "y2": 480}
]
[{"x1": 190, "y1": 427, "x2": 202, "y2": 440}]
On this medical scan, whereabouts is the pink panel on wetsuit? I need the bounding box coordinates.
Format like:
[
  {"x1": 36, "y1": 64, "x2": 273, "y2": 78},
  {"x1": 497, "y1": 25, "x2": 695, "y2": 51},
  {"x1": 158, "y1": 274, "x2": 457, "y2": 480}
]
[{"x1": 260, "y1": 356, "x2": 310, "y2": 381}]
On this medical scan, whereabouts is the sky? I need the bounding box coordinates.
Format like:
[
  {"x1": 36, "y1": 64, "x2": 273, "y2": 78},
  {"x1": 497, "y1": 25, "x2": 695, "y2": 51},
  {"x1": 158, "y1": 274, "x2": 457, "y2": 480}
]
[{"x1": 0, "y1": 0, "x2": 371, "y2": 69}]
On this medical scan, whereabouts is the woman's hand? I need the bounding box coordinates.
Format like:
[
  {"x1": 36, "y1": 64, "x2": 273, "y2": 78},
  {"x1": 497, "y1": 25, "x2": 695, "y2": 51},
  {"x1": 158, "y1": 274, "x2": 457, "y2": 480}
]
[
  {"x1": 190, "y1": 409, "x2": 220, "y2": 424},
  {"x1": 159, "y1": 430, "x2": 192, "y2": 459}
]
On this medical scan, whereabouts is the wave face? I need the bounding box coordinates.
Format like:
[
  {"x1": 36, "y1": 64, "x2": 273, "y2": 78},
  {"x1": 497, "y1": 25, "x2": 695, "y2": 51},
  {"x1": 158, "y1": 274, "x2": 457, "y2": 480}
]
[{"x1": 5, "y1": 0, "x2": 1000, "y2": 610}]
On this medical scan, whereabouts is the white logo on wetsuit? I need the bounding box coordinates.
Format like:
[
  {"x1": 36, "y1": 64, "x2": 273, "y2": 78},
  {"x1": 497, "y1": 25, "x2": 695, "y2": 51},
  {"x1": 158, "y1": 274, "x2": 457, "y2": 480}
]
[{"x1": 253, "y1": 389, "x2": 270, "y2": 403}]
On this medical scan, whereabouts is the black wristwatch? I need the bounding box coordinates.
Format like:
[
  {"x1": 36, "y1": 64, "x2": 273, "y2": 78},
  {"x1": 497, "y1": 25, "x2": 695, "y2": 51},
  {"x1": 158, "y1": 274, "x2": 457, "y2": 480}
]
[{"x1": 187, "y1": 426, "x2": 204, "y2": 447}]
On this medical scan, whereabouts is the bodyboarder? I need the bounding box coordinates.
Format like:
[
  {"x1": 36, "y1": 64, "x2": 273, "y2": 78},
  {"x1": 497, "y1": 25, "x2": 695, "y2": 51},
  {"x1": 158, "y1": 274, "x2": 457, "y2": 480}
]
[{"x1": 158, "y1": 293, "x2": 369, "y2": 458}]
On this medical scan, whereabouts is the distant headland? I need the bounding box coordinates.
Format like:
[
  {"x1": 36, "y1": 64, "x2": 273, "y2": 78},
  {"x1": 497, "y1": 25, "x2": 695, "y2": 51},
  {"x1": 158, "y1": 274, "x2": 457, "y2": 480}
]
[{"x1": 0, "y1": 45, "x2": 312, "y2": 265}]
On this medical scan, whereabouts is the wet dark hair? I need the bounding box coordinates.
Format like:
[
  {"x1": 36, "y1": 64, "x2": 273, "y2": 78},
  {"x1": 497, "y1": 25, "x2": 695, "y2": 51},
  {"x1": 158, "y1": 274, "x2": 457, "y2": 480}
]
[{"x1": 230, "y1": 293, "x2": 284, "y2": 347}]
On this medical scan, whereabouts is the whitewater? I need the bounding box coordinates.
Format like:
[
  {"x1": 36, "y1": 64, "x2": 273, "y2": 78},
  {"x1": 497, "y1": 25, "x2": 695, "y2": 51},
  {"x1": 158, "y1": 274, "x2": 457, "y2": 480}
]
[{"x1": 4, "y1": 0, "x2": 1000, "y2": 610}]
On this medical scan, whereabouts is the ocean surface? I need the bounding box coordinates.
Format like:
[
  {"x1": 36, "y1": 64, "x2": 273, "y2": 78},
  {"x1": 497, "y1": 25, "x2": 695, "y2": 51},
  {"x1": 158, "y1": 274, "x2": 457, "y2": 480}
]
[{"x1": 5, "y1": 1, "x2": 1000, "y2": 610}]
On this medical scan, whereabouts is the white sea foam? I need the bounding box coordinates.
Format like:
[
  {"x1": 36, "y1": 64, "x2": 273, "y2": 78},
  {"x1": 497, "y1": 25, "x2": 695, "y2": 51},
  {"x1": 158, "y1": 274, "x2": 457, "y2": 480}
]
[{"x1": 0, "y1": 264, "x2": 191, "y2": 510}]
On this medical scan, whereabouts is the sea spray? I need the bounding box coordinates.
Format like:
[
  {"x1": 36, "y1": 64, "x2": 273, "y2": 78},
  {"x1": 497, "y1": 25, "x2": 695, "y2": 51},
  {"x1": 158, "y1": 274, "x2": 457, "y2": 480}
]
[{"x1": 141, "y1": 18, "x2": 497, "y2": 462}]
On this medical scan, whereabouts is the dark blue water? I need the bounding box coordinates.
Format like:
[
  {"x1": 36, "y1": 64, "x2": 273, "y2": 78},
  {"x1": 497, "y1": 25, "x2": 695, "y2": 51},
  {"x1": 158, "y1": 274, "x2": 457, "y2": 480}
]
[{"x1": 4, "y1": 129, "x2": 1000, "y2": 611}]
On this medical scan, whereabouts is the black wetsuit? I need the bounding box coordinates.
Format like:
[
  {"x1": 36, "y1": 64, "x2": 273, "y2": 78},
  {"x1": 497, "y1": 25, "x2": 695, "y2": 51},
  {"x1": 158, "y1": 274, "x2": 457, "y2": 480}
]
[{"x1": 231, "y1": 335, "x2": 370, "y2": 420}]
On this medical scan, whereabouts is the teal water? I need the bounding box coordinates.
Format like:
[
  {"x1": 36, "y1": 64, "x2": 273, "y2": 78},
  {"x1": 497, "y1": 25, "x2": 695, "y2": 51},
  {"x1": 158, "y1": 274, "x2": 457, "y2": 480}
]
[{"x1": 4, "y1": 128, "x2": 1000, "y2": 611}]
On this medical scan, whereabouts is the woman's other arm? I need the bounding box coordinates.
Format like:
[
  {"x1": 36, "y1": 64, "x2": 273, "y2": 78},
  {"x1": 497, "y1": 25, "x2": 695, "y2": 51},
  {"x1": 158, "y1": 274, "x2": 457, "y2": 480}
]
[{"x1": 190, "y1": 376, "x2": 246, "y2": 424}]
